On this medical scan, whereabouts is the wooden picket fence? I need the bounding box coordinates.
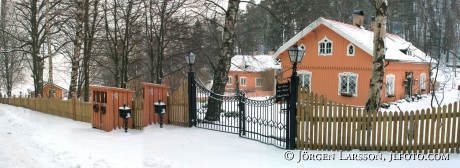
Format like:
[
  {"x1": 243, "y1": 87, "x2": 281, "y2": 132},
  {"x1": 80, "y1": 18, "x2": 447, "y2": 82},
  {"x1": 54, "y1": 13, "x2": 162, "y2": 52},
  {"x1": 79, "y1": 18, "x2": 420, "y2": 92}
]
[
  {"x1": 168, "y1": 81, "x2": 189, "y2": 127},
  {"x1": 0, "y1": 95, "x2": 92, "y2": 123},
  {"x1": 296, "y1": 87, "x2": 460, "y2": 154}
]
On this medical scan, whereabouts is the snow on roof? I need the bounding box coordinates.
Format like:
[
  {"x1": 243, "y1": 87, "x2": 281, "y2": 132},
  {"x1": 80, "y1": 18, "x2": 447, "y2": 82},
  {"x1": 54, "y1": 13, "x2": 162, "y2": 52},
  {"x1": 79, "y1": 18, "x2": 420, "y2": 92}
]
[
  {"x1": 230, "y1": 55, "x2": 276, "y2": 72},
  {"x1": 43, "y1": 82, "x2": 69, "y2": 91},
  {"x1": 273, "y1": 17, "x2": 436, "y2": 64}
]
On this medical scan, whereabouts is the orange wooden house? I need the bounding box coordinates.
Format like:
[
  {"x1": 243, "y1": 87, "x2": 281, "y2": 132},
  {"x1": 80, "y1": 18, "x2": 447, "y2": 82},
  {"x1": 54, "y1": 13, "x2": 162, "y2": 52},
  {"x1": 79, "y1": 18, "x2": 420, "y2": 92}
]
[
  {"x1": 42, "y1": 82, "x2": 68, "y2": 99},
  {"x1": 226, "y1": 55, "x2": 277, "y2": 97},
  {"x1": 273, "y1": 13, "x2": 435, "y2": 106}
]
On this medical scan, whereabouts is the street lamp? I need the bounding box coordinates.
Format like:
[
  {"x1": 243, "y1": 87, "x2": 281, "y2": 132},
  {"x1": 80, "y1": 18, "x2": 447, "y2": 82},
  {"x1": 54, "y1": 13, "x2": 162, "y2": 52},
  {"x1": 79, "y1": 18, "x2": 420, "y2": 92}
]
[
  {"x1": 288, "y1": 44, "x2": 306, "y2": 75},
  {"x1": 185, "y1": 51, "x2": 197, "y2": 127},
  {"x1": 184, "y1": 52, "x2": 196, "y2": 72},
  {"x1": 286, "y1": 43, "x2": 305, "y2": 150}
]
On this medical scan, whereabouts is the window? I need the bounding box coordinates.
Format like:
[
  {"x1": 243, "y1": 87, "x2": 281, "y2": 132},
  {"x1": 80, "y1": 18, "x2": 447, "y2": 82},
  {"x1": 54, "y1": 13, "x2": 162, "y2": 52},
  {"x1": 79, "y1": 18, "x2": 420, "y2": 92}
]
[
  {"x1": 298, "y1": 70, "x2": 312, "y2": 91},
  {"x1": 386, "y1": 74, "x2": 395, "y2": 96},
  {"x1": 240, "y1": 77, "x2": 247, "y2": 86},
  {"x1": 407, "y1": 49, "x2": 413, "y2": 57},
  {"x1": 318, "y1": 36, "x2": 333, "y2": 56},
  {"x1": 420, "y1": 73, "x2": 426, "y2": 90},
  {"x1": 227, "y1": 76, "x2": 232, "y2": 85},
  {"x1": 256, "y1": 78, "x2": 263, "y2": 87},
  {"x1": 338, "y1": 72, "x2": 358, "y2": 96},
  {"x1": 347, "y1": 43, "x2": 355, "y2": 56}
]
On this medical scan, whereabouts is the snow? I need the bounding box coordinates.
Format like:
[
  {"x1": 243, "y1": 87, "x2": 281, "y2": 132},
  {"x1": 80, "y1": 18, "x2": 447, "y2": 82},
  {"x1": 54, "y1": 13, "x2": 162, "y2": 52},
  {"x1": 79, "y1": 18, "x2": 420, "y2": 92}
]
[
  {"x1": 230, "y1": 55, "x2": 275, "y2": 72},
  {"x1": 1, "y1": 92, "x2": 460, "y2": 167},
  {"x1": 273, "y1": 17, "x2": 435, "y2": 64}
]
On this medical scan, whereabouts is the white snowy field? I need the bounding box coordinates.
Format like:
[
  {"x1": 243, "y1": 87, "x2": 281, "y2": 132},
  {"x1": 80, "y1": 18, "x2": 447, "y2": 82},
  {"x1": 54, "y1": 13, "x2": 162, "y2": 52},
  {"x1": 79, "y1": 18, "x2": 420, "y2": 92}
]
[{"x1": 1, "y1": 97, "x2": 460, "y2": 168}]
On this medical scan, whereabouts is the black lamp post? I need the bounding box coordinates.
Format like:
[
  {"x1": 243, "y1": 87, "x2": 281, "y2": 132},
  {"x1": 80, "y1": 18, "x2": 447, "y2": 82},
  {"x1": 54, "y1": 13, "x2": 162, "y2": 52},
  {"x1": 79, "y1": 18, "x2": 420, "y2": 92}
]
[
  {"x1": 286, "y1": 44, "x2": 305, "y2": 150},
  {"x1": 185, "y1": 52, "x2": 197, "y2": 127},
  {"x1": 185, "y1": 52, "x2": 196, "y2": 72}
]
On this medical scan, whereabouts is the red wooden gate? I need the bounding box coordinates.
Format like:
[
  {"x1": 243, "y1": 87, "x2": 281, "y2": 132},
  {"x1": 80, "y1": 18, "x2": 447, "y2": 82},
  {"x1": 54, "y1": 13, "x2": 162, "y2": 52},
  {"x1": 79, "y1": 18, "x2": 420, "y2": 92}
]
[
  {"x1": 91, "y1": 85, "x2": 135, "y2": 132},
  {"x1": 142, "y1": 83, "x2": 170, "y2": 126}
]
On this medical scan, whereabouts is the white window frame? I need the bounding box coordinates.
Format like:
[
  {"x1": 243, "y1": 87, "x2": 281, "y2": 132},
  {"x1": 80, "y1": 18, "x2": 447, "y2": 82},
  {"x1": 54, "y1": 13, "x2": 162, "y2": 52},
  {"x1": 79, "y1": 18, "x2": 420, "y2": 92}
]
[
  {"x1": 347, "y1": 43, "x2": 355, "y2": 56},
  {"x1": 255, "y1": 78, "x2": 263, "y2": 87},
  {"x1": 227, "y1": 76, "x2": 232, "y2": 85},
  {"x1": 298, "y1": 70, "x2": 312, "y2": 91},
  {"x1": 318, "y1": 36, "x2": 333, "y2": 56},
  {"x1": 420, "y1": 73, "x2": 426, "y2": 90},
  {"x1": 338, "y1": 72, "x2": 358, "y2": 96},
  {"x1": 407, "y1": 49, "x2": 413, "y2": 57},
  {"x1": 240, "y1": 77, "x2": 247, "y2": 86},
  {"x1": 385, "y1": 74, "x2": 395, "y2": 96}
]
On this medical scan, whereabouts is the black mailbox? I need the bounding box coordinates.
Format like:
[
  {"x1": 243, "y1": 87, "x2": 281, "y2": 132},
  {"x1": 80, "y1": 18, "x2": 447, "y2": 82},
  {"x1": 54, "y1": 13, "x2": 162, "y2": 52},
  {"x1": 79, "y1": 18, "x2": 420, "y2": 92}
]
[
  {"x1": 154, "y1": 101, "x2": 166, "y2": 114},
  {"x1": 154, "y1": 101, "x2": 166, "y2": 128},
  {"x1": 119, "y1": 105, "x2": 131, "y2": 119}
]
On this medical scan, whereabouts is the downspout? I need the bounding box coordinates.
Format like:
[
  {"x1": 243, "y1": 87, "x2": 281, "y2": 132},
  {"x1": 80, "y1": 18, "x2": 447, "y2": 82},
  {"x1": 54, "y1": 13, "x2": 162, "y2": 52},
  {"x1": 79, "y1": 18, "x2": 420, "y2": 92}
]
[{"x1": 384, "y1": 61, "x2": 390, "y2": 68}]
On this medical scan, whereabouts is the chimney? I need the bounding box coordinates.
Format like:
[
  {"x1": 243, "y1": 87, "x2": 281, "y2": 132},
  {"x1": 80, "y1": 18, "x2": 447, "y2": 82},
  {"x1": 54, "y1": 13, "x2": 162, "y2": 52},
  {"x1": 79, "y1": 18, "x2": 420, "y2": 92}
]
[
  {"x1": 371, "y1": 16, "x2": 376, "y2": 31},
  {"x1": 352, "y1": 10, "x2": 364, "y2": 28}
]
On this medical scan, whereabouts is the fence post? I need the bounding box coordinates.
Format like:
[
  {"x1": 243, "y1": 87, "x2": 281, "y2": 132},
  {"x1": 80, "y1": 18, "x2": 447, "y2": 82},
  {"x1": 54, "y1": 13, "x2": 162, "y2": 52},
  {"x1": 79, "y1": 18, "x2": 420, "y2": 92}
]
[
  {"x1": 188, "y1": 72, "x2": 197, "y2": 127},
  {"x1": 73, "y1": 93, "x2": 77, "y2": 121},
  {"x1": 288, "y1": 75, "x2": 299, "y2": 150}
]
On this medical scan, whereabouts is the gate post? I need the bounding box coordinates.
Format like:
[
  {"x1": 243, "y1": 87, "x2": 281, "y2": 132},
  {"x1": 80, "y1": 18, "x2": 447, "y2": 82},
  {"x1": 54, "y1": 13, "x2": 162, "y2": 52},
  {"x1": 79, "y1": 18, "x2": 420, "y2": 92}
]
[
  {"x1": 238, "y1": 93, "x2": 246, "y2": 137},
  {"x1": 235, "y1": 74, "x2": 246, "y2": 137},
  {"x1": 288, "y1": 75, "x2": 299, "y2": 150},
  {"x1": 188, "y1": 72, "x2": 197, "y2": 127}
]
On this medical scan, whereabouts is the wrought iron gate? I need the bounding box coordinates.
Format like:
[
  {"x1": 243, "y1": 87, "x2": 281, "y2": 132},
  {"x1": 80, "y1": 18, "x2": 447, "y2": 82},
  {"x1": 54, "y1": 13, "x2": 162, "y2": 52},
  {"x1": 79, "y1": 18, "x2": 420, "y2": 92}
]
[{"x1": 192, "y1": 80, "x2": 289, "y2": 149}]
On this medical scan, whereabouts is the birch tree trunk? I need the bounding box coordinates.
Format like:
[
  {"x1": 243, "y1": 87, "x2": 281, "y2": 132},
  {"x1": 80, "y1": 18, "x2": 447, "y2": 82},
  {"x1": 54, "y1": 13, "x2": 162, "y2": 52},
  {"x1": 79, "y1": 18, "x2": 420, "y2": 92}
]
[
  {"x1": 205, "y1": 0, "x2": 240, "y2": 121},
  {"x1": 82, "y1": 0, "x2": 99, "y2": 102},
  {"x1": 69, "y1": 0, "x2": 85, "y2": 99},
  {"x1": 365, "y1": 0, "x2": 387, "y2": 113},
  {"x1": 46, "y1": 0, "x2": 54, "y2": 98}
]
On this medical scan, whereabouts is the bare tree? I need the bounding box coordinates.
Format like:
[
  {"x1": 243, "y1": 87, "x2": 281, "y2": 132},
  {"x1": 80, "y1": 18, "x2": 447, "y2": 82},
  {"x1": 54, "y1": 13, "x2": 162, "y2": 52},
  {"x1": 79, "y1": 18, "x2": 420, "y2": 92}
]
[
  {"x1": 81, "y1": 0, "x2": 101, "y2": 101},
  {"x1": 11, "y1": 0, "x2": 65, "y2": 98},
  {"x1": 142, "y1": 0, "x2": 194, "y2": 84},
  {"x1": 0, "y1": 0, "x2": 27, "y2": 97},
  {"x1": 365, "y1": 0, "x2": 387, "y2": 113},
  {"x1": 202, "y1": 0, "x2": 240, "y2": 121},
  {"x1": 68, "y1": 0, "x2": 85, "y2": 99},
  {"x1": 98, "y1": 0, "x2": 143, "y2": 88}
]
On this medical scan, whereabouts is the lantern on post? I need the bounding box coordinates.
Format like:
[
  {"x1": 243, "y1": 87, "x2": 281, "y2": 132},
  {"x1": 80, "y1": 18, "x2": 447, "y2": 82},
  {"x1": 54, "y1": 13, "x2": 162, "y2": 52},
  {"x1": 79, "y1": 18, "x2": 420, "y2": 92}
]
[
  {"x1": 185, "y1": 52, "x2": 197, "y2": 127},
  {"x1": 286, "y1": 44, "x2": 305, "y2": 150}
]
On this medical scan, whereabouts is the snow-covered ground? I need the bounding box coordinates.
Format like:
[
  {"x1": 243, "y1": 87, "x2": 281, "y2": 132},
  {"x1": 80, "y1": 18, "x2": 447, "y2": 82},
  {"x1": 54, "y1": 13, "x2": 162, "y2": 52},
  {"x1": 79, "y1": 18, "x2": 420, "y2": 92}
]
[{"x1": 1, "y1": 92, "x2": 460, "y2": 168}]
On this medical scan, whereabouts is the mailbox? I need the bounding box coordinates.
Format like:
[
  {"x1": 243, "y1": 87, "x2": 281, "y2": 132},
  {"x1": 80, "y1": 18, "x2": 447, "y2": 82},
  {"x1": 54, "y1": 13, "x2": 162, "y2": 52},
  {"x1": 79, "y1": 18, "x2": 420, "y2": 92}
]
[
  {"x1": 154, "y1": 101, "x2": 166, "y2": 114},
  {"x1": 154, "y1": 101, "x2": 166, "y2": 128},
  {"x1": 119, "y1": 105, "x2": 131, "y2": 119}
]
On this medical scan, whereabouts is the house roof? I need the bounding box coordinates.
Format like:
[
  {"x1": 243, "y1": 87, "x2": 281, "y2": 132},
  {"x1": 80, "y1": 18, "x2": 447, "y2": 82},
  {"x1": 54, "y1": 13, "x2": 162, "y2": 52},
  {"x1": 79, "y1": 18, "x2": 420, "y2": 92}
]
[
  {"x1": 230, "y1": 55, "x2": 276, "y2": 72},
  {"x1": 43, "y1": 82, "x2": 68, "y2": 91},
  {"x1": 273, "y1": 17, "x2": 436, "y2": 64}
]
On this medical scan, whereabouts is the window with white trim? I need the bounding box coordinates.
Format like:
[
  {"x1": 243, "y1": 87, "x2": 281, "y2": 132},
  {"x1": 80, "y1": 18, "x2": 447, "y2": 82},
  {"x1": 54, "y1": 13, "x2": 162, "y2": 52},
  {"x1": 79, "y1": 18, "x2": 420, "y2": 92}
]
[
  {"x1": 338, "y1": 72, "x2": 358, "y2": 96},
  {"x1": 256, "y1": 78, "x2": 263, "y2": 87},
  {"x1": 386, "y1": 74, "x2": 395, "y2": 96},
  {"x1": 240, "y1": 77, "x2": 246, "y2": 86},
  {"x1": 227, "y1": 76, "x2": 232, "y2": 85},
  {"x1": 420, "y1": 73, "x2": 426, "y2": 90},
  {"x1": 298, "y1": 70, "x2": 312, "y2": 91},
  {"x1": 318, "y1": 36, "x2": 333, "y2": 56},
  {"x1": 407, "y1": 49, "x2": 413, "y2": 57},
  {"x1": 347, "y1": 43, "x2": 355, "y2": 56}
]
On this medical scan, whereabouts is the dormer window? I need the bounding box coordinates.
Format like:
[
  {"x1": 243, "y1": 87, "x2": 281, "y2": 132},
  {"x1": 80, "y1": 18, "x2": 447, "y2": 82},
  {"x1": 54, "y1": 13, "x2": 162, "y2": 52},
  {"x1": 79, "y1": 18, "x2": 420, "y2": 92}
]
[
  {"x1": 318, "y1": 36, "x2": 333, "y2": 56},
  {"x1": 347, "y1": 43, "x2": 355, "y2": 56},
  {"x1": 407, "y1": 49, "x2": 413, "y2": 57}
]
